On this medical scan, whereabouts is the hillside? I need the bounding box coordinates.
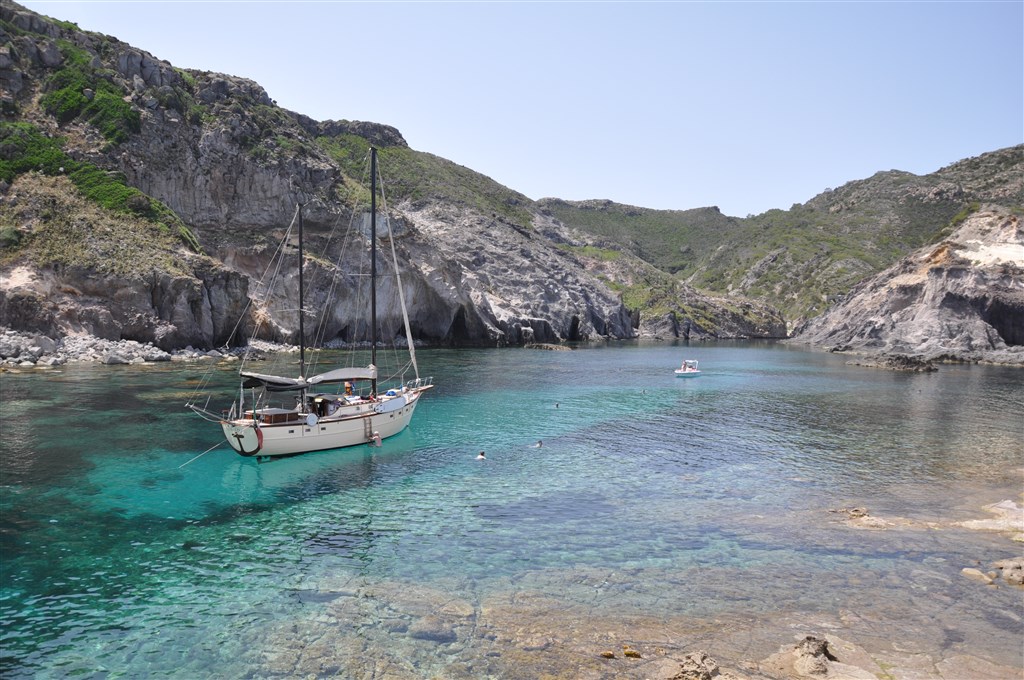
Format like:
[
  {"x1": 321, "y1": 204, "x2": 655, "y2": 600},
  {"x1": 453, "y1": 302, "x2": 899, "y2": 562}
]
[
  {"x1": 791, "y1": 205, "x2": 1023, "y2": 364},
  {"x1": 0, "y1": 2, "x2": 784, "y2": 349},
  {"x1": 0, "y1": 1, "x2": 1020, "y2": 361},
  {"x1": 541, "y1": 146, "x2": 1024, "y2": 327}
]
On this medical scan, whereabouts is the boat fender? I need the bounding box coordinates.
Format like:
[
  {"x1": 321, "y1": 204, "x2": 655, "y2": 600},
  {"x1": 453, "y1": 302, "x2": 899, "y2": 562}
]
[{"x1": 306, "y1": 413, "x2": 318, "y2": 427}]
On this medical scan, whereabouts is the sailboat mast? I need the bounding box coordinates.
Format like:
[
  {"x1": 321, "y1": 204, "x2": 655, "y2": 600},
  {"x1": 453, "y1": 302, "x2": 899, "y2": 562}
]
[
  {"x1": 298, "y1": 203, "x2": 306, "y2": 380},
  {"x1": 370, "y1": 147, "x2": 378, "y2": 396}
]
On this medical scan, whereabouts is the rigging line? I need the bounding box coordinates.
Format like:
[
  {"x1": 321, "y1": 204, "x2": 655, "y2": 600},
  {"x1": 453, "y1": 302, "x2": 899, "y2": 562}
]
[
  {"x1": 308, "y1": 197, "x2": 361, "y2": 371},
  {"x1": 241, "y1": 207, "x2": 299, "y2": 372},
  {"x1": 333, "y1": 151, "x2": 375, "y2": 371},
  {"x1": 377, "y1": 165, "x2": 419, "y2": 379},
  {"x1": 188, "y1": 204, "x2": 302, "y2": 405},
  {"x1": 234, "y1": 205, "x2": 299, "y2": 347},
  {"x1": 177, "y1": 440, "x2": 226, "y2": 469},
  {"x1": 308, "y1": 150, "x2": 373, "y2": 372}
]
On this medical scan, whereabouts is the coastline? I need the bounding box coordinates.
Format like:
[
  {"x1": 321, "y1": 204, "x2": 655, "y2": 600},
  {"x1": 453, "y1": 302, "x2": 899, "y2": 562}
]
[{"x1": 0, "y1": 327, "x2": 294, "y2": 368}]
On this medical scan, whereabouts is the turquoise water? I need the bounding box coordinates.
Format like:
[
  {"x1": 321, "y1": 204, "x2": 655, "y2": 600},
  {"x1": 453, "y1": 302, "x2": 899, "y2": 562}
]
[{"x1": 1, "y1": 343, "x2": 1022, "y2": 677}]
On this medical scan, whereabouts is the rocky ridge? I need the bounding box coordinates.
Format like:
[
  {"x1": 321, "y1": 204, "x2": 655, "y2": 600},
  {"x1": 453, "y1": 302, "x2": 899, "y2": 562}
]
[{"x1": 1, "y1": 2, "x2": 1021, "y2": 362}]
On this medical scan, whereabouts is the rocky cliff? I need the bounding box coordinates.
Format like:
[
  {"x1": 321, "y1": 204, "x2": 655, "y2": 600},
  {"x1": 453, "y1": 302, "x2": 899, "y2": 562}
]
[
  {"x1": 790, "y1": 206, "x2": 1024, "y2": 364},
  {"x1": 0, "y1": 2, "x2": 1019, "y2": 361},
  {"x1": 0, "y1": 2, "x2": 783, "y2": 350}
]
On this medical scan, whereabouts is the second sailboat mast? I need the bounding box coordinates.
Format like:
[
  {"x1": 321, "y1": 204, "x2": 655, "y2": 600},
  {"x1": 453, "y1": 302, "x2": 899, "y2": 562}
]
[{"x1": 370, "y1": 147, "x2": 378, "y2": 397}]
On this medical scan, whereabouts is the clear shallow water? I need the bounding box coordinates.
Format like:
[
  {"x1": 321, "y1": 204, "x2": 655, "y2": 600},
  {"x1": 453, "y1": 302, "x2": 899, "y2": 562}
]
[{"x1": 1, "y1": 343, "x2": 1022, "y2": 677}]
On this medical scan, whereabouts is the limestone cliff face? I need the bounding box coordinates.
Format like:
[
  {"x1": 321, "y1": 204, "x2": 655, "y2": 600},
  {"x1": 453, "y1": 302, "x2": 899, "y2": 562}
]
[
  {"x1": 396, "y1": 203, "x2": 635, "y2": 344},
  {"x1": 196, "y1": 201, "x2": 636, "y2": 348},
  {"x1": 791, "y1": 207, "x2": 1024, "y2": 363},
  {"x1": 0, "y1": 261, "x2": 251, "y2": 350}
]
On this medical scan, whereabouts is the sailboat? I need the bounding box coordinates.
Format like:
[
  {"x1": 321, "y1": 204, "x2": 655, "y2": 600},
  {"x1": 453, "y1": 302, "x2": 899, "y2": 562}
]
[{"x1": 188, "y1": 147, "x2": 433, "y2": 459}]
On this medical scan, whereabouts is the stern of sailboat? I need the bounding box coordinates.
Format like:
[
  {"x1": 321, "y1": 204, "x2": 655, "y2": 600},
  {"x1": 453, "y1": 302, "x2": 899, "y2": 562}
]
[{"x1": 222, "y1": 420, "x2": 263, "y2": 456}]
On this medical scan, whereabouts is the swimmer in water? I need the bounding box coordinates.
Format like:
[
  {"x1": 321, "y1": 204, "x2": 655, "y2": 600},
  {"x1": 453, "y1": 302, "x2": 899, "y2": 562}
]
[
  {"x1": 476, "y1": 451, "x2": 486, "y2": 460},
  {"x1": 534, "y1": 440, "x2": 543, "y2": 448}
]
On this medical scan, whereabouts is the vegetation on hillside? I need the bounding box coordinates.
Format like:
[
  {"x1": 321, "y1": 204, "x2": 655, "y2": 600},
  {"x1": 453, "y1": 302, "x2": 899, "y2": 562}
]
[
  {"x1": 4, "y1": 2, "x2": 1021, "y2": 336},
  {"x1": 545, "y1": 146, "x2": 1024, "y2": 323},
  {"x1": 539, "y1": 199, "x2": 742, "y2": 275},
  {"x1": 0, "y1": 172, "x2": 190, "y2": 278},
  {"x1": 316, "y1": 134, "x2": 535, "y2": 225},
  {"x1": 0, "y1": 122, "x2": 202, "y2": 260},
  {"x1": 37, "y1": 43, "x2": 140, "y2": 146}
]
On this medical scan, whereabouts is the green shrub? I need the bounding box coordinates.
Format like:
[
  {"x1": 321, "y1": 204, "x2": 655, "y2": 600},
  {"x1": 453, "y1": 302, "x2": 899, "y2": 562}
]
[
  {"x1": 949, "y1": 202, "x2": 980, "y2": 228},
  {"x1": 0, "y1": 122, "x2": 202, "y2": 253},
  {"x1": 0, "y1": 123, "x2": 69, "y2": 180},
  {"x1": 0, "y1": 225, "x2": 22, "y2": 250},
  {"x1": 39, "y1": 45, "x2": 139, "y2": 145}
]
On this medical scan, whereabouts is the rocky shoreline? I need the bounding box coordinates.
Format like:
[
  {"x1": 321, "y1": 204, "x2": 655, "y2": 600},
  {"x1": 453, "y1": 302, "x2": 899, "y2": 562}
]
[
  {"x1": 0, "y1": 326, "x2": 441, "y2": 368},
  {"x1": 0, "y1": 326, "x2": 240, "y2": 366}
]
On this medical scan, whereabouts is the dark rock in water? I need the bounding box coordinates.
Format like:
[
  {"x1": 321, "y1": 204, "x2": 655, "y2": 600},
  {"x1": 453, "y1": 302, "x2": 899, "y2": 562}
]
[
  {"x1": 524, "y1": 343, "x2": 571, "y2": 351},
  {"x1": 286, "y1": 589, "x2": 342, "y2": 604},
  {"x1": 846, "y1": 353, "x2": 938, "y2": 372}
]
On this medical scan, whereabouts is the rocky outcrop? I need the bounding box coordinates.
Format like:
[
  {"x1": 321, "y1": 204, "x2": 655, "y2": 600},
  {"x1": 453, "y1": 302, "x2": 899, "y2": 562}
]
[
  {"x1": 0, "y1": 261, "x2": 252, "y2": 350},
  {"x1": 362, "y1": 201, "x2": 636, "y2": 345},
  {"x1": 791, "y1": 207, "x2": 1024, "y2": 364}
]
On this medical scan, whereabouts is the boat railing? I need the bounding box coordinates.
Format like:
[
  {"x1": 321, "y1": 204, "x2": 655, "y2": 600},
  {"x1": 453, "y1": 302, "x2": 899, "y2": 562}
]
[{"x1": 406, "y1": 376, "x2": 433, "y2": 390}]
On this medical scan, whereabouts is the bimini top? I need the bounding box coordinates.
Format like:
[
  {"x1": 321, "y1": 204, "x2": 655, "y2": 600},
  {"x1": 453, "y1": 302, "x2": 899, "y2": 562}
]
[{"x1": 241, "y1": 365, "x2": 377, "y2": 392}]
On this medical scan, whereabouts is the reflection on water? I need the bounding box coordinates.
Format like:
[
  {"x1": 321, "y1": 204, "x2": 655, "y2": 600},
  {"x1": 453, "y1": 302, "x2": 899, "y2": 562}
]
[{"x1": 1, "y1": 343, "x2": 1021, "y2": 677}]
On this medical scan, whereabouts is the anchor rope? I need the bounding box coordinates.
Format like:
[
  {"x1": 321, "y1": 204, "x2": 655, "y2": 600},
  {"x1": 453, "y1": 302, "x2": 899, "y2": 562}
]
[{"x1": 177, "y1": 441, "x2": 226, "y2": 469}]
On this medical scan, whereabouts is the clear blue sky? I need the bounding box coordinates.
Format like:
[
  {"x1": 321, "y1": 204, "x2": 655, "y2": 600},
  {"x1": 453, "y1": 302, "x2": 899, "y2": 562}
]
[{"x1": 20, "y1": 0, "x2": 1024, "y2": 217}]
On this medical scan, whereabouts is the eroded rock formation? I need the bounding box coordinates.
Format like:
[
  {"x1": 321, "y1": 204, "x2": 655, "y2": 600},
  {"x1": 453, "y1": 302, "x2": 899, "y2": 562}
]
[{"x1": 792, "y1": 207, "x2": 1024, "y2": 363}]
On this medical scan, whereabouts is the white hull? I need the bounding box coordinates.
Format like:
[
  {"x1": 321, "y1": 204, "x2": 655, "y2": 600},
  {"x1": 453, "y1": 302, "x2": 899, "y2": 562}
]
[
  {"x1": 221, "y1": 388, "x2": 428, "y2": 458},
  {"x1": 675, "y1": 360, "x2": 701, "y2": 377}
]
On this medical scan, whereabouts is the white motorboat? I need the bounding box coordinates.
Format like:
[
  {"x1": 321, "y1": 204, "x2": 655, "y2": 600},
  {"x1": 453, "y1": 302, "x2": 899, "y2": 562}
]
[{"x1": 674, "y1": 359, "x2": 701, "y2": 377}]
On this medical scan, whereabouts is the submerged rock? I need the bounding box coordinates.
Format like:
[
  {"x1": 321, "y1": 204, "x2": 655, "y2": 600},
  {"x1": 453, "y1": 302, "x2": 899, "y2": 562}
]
[
  {"x1": 991, "y1": 557, "x2": 1024, "y2": 586},
  {"x1": 845, "y1": 353, "x2": 938, "y2": 371},
  {"x1": 956, "y1": 499, "x2": 1024, "y2": 541}
]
